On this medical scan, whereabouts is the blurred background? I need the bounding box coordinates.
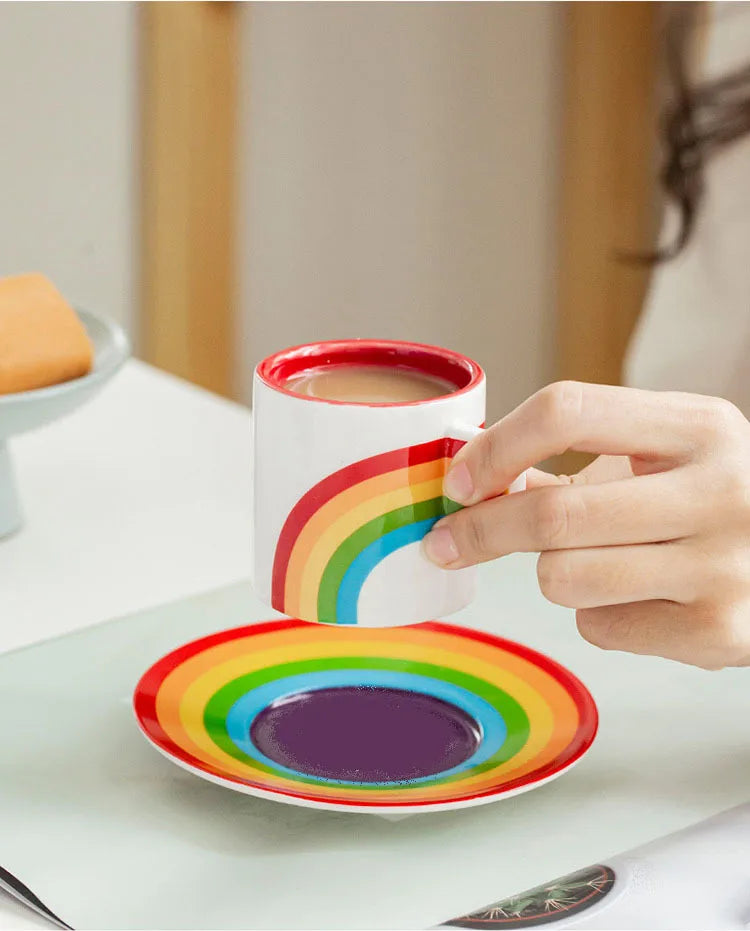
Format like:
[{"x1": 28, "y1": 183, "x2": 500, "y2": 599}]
[{"x1": 0, "y1": 1, "x2": 659, "y2": 422}]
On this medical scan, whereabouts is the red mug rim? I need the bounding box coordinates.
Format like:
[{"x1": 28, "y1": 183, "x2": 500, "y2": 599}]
[{"x1": 255, "y1": 339, "x2": 485, "y2": 407}]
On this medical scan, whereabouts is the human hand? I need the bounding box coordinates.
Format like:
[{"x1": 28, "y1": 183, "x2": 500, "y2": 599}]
[{"x1": 423, "y1": 381, "x2": 750, "y2": 669}]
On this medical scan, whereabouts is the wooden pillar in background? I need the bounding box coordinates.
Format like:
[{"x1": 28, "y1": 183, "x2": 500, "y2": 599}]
[
  {"x1": 558, "y1": 1, "x2": 660, "y2": 386},
  {"x1": 140, "y1": 1, "x2": 239, "y2": 399},
  {"x1": 556, "y1": 1, "x2": 660, "y2": 471}
]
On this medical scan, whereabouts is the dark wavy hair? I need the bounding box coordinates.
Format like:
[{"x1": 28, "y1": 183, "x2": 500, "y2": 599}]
[{"x1": 658, "y1": 6, "x2": 750, "y2": 259}]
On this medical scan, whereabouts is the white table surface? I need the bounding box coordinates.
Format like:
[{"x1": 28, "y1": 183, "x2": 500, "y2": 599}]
[
  {"x1": 3, "y1": 361, "x2": 253, "y2": 654},
  {"x1": 1, "y1": 360, "x2": 252, "y2": 929},
  {"x1": 1, "y1": 360, "x2": 749, "y2": 929}
]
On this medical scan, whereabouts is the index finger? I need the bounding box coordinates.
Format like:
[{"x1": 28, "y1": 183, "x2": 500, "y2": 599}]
[{"x1": 445, "y1": 381, "x2": 708, "y2": 506}]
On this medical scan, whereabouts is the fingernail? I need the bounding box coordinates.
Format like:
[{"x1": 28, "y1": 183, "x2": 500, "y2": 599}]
[
  {"x1": 423, "y1": 524, "x2": 459, "y2": 566},
  {"x1": 443, "y1": 461, "x2": 474, "y2": 504}
]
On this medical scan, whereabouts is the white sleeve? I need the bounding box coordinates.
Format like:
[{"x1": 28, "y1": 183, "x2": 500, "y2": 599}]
[{"x1": 624, "y1": 4, "x2": 750, "y2": 414}]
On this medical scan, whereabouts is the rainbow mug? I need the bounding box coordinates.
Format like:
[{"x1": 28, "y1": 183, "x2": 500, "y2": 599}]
[{"x1": 252, "y1": 339, "x2": 525, "y2": 627}]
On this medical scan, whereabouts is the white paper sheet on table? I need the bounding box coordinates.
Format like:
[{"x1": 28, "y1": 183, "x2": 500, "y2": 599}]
[
  {"x1": 436, "y1": 803, "x2": 750, "y2": 930},
  {"x1": 0, "y1": 870, "x2": 68, "y2": 929},
  {"x1": 0, "y1": 559, "x2": 748, "y2": 929}
]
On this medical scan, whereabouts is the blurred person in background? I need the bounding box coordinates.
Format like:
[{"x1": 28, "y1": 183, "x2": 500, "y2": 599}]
[{"x1": 424, "y1": 2, "x2": 750, "y2": 672}]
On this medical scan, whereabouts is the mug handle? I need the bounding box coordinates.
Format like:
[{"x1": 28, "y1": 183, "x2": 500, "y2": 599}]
[{"x1": 446, "y1": 423, "x2": 526, "y2": 495}]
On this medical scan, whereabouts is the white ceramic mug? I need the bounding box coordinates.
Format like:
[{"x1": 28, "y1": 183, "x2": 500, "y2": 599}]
[{"x1": 252, "y1": 339, "x2": 525, "y2": 627}]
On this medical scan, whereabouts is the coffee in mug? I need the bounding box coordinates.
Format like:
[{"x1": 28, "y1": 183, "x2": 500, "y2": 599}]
[{"x1": 283, "y1": 363, "x2": 455, "y2": 404}]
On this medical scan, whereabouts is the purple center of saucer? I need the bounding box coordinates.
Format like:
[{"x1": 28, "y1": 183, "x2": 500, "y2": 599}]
[{"x1": 249, "y1": 686, "x2": 481, "y2": 783}]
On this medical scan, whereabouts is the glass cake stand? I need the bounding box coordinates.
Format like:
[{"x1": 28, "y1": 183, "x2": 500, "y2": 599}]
[{"x1": 0, "y1": 309, "x2": 129, "y2": 538}]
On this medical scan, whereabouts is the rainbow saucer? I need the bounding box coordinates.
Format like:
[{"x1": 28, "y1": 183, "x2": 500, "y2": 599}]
[{"x1": 133, "y1": 620, "x2": 598, "y2": 814}]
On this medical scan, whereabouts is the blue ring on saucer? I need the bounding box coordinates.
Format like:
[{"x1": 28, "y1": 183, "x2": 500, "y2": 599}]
[{"x1": 223, "y1": 669, "x2": 507, "y2": 787}]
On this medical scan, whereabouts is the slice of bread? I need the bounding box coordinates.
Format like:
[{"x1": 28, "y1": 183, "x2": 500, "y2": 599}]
[{"x1": 0, "y1": 274, "x2": 94, "y2": 395}]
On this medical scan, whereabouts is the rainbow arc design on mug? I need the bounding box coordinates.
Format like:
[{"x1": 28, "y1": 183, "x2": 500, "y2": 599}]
[{"x1": 271, "y1": 438, "x2": 467, "y2": 625}]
